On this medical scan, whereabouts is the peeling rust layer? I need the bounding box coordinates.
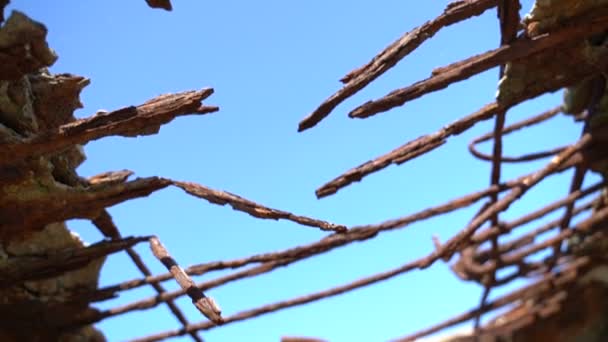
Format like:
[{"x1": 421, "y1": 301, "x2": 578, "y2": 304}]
[
  {"x1": 0, "y1": 236, "x2": 150, "y2": 288},
  {"x1": 0, "y1": 88, "x2": 218, "y2": 166},
  {"x1": 0, "y1": 176, "x2": 171, "y2": 240}
]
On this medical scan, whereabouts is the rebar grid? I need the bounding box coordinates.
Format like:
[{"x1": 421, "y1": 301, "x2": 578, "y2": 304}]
[{"x1": 3, "y1": 0, "x2": 608, "y2": 341}]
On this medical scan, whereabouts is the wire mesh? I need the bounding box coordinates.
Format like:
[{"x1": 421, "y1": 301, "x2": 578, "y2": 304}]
[{"x1": 3, "y1": 0, "x2": 608, "y2": 341}]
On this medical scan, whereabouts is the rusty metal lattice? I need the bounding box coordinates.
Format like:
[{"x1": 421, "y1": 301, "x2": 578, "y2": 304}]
[{"x1": 2, "y1": 0, "x2": 608, "y2": 341}]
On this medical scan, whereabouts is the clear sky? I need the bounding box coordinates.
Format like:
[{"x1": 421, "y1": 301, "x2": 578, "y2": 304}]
[{"x1": 7, "y1": 1, "x2": 594, "y2": 341}]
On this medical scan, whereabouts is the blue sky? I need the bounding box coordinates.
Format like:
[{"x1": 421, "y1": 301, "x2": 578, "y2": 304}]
[{"x1": 8, "y1": 1, "x2": 594, "y2": 341}]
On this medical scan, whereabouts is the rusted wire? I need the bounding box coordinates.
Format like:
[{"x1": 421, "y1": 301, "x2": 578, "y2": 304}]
[
  {"x1": 172, "y1": 180, "x2": 347, "y2": 232},
  {"x1": 83, "y1": 149, "x2": 602, "y2": 341},
  {"x1": 468, "y1": 107, "x2": 564, "y2": 163},
  {"x1": 347, "y1": 8, "x2": 608, "y2": 119},
  {"x1": 297, "y1": 0, "x2": 499, "y2": 131},
  {"x1": 79, "y1": 152, "x2": 594, "y2": 310},
  {"x1": 149, "y1": 236, "x2": 223, "y2": 324},
  {"x1": 57, "y1": 131, "x2": 600, "y2": 342},
  {"x1": 86, "y1": 172, "x2": 525, "y2": 299},
  {"x1": 392, "y1": 256, "x2": 591, "y2": 342},
  {"x1": 132, "y1": 221, "x2": 604, "y2": 342},
  {"x1": 93, "y1": 211, "x2": 204, "y2": 342}
]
